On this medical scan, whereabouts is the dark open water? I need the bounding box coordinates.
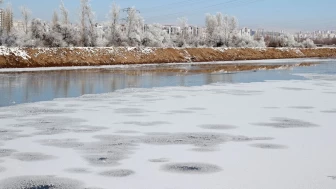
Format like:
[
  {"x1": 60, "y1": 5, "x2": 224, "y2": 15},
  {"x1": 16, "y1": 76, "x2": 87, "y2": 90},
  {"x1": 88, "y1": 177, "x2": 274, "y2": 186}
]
[{"x1": 0, "y1": 59, "x2": 335, "y2": 107}]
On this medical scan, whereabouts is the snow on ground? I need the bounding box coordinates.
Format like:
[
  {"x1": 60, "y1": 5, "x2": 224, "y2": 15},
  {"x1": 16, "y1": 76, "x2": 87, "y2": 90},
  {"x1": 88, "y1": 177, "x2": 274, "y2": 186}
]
[
  {"x1": 0, "y1": 73, "x2": 336, "y2": 189},
  {"x1": 0, "y1": 47, "x2": 31, "y2": 60}
]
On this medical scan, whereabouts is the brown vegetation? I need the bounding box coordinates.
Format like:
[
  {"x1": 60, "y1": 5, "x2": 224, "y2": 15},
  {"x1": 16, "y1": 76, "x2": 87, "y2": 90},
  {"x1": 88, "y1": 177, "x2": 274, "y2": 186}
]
[{"x1": 0, "y1": 47, "x2": 335, "y2": 69}]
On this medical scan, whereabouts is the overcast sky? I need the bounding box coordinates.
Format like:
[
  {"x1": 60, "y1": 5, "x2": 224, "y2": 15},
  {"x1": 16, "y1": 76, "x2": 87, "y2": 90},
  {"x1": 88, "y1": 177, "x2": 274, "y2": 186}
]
[{"x1": 5, "y1": 0, "x2": 336, "y2": 32}]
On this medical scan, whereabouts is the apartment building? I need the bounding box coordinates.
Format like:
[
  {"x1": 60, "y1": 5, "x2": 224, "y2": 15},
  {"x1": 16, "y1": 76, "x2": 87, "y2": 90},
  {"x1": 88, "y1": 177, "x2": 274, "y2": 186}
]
[
  {"x1": 0, "y1": 8, "x2": 13, "y2": 30},
  {"x1": 239, "y1": 27, "x2": 252, "y2": 36},
  {"x1": 163, "y1": 25, "x2": 206, "y2": 37},
  {"x1": 0, "y1": 9, "x2": 4, "y2": 28}
]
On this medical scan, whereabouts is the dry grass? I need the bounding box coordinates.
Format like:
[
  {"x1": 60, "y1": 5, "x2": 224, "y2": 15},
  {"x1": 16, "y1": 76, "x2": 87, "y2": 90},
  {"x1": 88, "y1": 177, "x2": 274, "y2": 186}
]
[{"x1": 0, "y1": 47, "x2": 335, "y2": 69}]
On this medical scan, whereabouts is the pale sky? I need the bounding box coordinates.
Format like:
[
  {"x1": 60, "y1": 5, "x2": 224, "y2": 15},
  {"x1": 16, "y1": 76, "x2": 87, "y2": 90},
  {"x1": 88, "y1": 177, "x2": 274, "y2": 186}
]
[{"x1": 4, "y1": 0, "x2": 336, "y2": 32}]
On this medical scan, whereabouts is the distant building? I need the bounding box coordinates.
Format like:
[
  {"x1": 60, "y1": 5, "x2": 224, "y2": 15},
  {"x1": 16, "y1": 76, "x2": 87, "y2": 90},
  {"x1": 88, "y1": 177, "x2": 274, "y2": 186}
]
[
  {"x1": 13, "y1": 20, "x2": 24, "y2": 32},
  {"x1": 0, "y1": 8, "x2": 13, "y2": 31},
  {"x1": 239, "y1": 27, "x2": 252, "y2": 36},
  {"x1": 0, "y1": 9, "x2": 4, "y2": 29},
  {"x1": 197, "y1": 27, "x2": 207, "y2": 38},
  {"x1": 163, "y1": 25, "x2": 181, "y2": 35},
  {"x1": 189, "y1": 26, "x2": 206, "y2": 37},
  {"x1": 95, "y1": 23, "x2": 107, "y2": 39},
  {"x1": 163, "y1": 25, "x2": 206, "y2": 37},
  {"x1": 294, "y1": 30, "x2": 336, "y2": 40}
]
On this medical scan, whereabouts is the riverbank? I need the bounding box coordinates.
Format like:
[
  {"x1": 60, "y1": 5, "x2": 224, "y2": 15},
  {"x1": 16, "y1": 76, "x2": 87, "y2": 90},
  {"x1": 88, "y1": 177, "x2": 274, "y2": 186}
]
[{"x1": 1, "y1": 47, "x2": 336, "y2": 69}]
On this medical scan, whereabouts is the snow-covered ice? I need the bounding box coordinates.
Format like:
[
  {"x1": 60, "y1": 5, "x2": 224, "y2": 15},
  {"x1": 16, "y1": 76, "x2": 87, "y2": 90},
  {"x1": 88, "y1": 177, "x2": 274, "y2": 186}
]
[{"x1": 0, "y1": 73, "x2": 336, "y2": 189}]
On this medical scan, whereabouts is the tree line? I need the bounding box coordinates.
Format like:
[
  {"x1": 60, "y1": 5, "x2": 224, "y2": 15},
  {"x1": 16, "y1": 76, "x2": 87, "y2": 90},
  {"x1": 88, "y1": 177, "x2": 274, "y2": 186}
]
[{"x1": 0, "y1": 0, "x2": 316, "y2": 48}]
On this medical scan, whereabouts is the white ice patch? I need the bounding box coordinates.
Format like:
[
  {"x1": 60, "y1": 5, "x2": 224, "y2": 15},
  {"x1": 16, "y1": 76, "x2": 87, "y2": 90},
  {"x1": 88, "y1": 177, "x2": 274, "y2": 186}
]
[{"x1": 294, "y1": 73, "x2": 336, "y2": 81}]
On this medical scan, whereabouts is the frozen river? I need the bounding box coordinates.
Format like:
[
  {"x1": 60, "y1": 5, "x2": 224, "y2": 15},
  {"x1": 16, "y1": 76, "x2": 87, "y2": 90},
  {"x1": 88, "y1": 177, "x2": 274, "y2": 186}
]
[
  {"x1": 1, "y1": 58, "x2": 336, "y2": 107},
  {"x1": 0, "y1": 59, "x2": 336, "y2": 189}
]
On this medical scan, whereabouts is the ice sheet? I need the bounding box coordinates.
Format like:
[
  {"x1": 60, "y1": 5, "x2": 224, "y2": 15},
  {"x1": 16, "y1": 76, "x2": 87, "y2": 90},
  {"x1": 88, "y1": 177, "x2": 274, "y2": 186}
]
[{"x1": 0, "y1": 75, "x2": 336, "y2": 189}]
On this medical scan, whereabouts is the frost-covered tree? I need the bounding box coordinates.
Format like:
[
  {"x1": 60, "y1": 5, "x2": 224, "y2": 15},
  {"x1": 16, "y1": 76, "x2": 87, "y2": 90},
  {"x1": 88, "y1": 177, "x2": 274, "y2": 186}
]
[
  {"x1": 227, "y1": 16, "x2": 238, "y2": 45},
  {"x1": 301, "y1": 38, "x2": 316, "y2": 48},
  {"x1": 124, "y1": 7, "x2": 144, "y2": 46},
  {"x1": 108, "y1": 2, "x2": 121, "y2": 46},
  {"x1": 60, "y1": 0, "x2": 69, "y2": 25},
  {"x1": 87, "y1": 5, "x2": 97, "y2": 46},
  {"x1": 43, "y1": 30, "x2": 67, "y2": 47},
  {"x1": 30, "y1": 19, "x2": 47, "y2": 46},
  {"x1": 142, "y1": 24, "x2": 170, "y2": 47},
  {"x1": 79, "y1": 0, "x2": 87, "y2": 46},
  {"x1": 205, "y1": 14, "x2": 216, "y2": 39},
  {"x1": 205, "y1": 13, "x2": 238, "y2": 47},
  {"x1": 20, "y1": 6, "x2": 31, "y2": 34},
  {"x1": 1, "y1": 2, "x2": 313, "y2": 48},
  {"x1": 175, "y1": 17, "x2": 189, "y2": 47},
  {"x1": 52, "y1": 10, "x2": 59, "y2": 27},
  {"x1": 53, "y1": 23, "x2": 80, "y2": 47},
  {"x1": 278, "y1": 33, "x2": 298, "y2": 47},
  {"x1": 79, "y1": 0, "x2": 97, "y2": 47},
  {"x1": 25, "y1": 19, "x2": 65, "y2": 47},
  {"x1": 265, "y1": 33, "x2": 315, "y2": 48},
  {"x1": 178, "y1": 17, "x2": 188, "y2": 37},
  {"x1": 232, "y1": 35, "x2": 265, "y2": 48},
  {"x1": 205, "y1": 14, "x2": 217, "y2": 46},
  {"x1": 96, "y1": 23, "x2": 109, "y2": 47},
  {"x1": 54, "y1": 1, "x2": 80, "y2": 47}
]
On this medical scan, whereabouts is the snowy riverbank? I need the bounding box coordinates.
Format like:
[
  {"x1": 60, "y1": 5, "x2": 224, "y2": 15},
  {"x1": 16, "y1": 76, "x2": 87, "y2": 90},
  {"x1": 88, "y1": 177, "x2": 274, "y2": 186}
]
[{"x1": 1, "y1": 47, "x2": 336, "y2": 69}]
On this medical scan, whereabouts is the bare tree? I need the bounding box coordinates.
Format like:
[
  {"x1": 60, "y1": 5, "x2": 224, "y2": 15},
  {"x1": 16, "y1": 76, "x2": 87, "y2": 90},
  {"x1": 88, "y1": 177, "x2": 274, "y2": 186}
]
[
  {"x1": 20, "y1": 6, "x2": 31, "y2": 34},
  {"x1": 60, "y1": 0, "x2": 69, "y2": 25}
]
